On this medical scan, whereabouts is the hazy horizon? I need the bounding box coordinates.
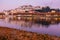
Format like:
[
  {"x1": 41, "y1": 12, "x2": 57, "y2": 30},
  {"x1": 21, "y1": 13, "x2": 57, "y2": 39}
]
[{"x1": 0, "y1": 0, "x2": 60, "y2": 12}]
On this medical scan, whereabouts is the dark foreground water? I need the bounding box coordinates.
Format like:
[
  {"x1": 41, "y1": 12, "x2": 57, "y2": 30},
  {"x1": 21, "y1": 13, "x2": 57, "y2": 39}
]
[{"x1": 0, "y1": 19, "x2": 60, "y2": 37}]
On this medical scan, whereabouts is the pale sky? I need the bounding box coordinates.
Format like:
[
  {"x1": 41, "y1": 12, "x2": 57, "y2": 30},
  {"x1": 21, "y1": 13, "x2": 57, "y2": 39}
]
[{"x1": 0, "y1": 0, "x2": 60, "y2": 11}]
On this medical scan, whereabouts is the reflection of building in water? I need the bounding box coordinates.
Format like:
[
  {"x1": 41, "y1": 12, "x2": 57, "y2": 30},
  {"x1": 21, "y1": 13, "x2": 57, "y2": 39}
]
[
  {"x1": 10, "y1": 20, "x2": 33, "y2": 27},
  {"x1": 5, "y1": 17, "x2": 9, "y2": 22}
]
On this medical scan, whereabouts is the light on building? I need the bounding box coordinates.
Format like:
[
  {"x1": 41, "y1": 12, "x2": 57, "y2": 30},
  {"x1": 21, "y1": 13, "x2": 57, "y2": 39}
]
[{"x1": 51, "y1": 10, "x2": 56, "y2": 13}]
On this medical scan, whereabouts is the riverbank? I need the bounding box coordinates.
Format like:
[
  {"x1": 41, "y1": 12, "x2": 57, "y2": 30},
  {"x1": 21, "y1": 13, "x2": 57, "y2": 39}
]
[{"x1": 0, "y1": 27, "x2": 60, "y2": 40}]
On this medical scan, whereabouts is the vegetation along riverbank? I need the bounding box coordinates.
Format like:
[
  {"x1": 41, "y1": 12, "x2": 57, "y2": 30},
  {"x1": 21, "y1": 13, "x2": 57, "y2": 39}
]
[{"x1": 0, "y1": 27, "x2": 60, "y2": 40}]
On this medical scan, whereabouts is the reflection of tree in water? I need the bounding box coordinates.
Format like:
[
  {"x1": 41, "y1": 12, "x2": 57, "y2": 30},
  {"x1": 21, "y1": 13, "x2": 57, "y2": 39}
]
[
  {"x1": 9, "y1": 20, "x2": 59, "y2": 28},
  {"x1": 20, "y1": 20, "x2": 50, "y2": 28},
  {"x1": 33, "y1": 23, "x2": 49, "y2": 28},
  {"x1": 21, "y1": 21, "x2": 33, "y2": 28}
]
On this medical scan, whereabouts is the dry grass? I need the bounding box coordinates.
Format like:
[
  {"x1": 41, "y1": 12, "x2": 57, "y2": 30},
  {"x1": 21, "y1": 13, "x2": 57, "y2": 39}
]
[{"x1": 0, "y1": 27, "x2": 60, "y2": 40}]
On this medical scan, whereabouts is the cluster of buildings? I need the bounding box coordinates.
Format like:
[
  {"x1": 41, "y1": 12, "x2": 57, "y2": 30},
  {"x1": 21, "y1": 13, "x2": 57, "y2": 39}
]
[
  {"x1": 0, "y1": 5, "x2": 60, "y2": 24},
  {"x1": 3, "y1": 5, "x2": 41, "y2": 13},
  {"x1": 3, "y1": 5, "x2": 60, "y2": 13}
]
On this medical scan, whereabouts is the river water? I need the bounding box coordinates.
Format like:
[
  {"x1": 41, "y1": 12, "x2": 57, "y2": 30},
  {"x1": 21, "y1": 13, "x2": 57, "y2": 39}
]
[{"x1": 0, "y1": 19, "x2": 60, "y2": 37}]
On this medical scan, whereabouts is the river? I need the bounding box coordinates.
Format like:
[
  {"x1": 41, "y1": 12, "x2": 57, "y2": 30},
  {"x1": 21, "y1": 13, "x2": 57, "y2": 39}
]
[{"x1": 0, "y1": 19, "x2": 60, "y2": 37}]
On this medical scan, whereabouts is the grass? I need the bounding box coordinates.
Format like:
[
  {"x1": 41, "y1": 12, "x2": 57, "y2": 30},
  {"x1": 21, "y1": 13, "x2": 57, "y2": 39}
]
[{"x1": 0, "y1": 27, "x2": 60, "y2": 40}]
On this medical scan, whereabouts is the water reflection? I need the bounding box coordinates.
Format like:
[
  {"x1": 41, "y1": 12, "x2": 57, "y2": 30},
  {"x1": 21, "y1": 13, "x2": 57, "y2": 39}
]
[
  {"x1": 4, "y1": 18, "x2": 57, "y2": 28},
  {"x1": 11, "y1": 20, "x2": 54, "y2": 28},
  {"x1": 0, "y1": 19, "x2": 60, "y2": 37}
]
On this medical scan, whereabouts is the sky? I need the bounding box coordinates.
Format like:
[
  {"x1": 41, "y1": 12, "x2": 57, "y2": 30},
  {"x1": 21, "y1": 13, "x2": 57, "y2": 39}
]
[{"x1": 0, "y1": 0, "x2": 60, "y2": 11}]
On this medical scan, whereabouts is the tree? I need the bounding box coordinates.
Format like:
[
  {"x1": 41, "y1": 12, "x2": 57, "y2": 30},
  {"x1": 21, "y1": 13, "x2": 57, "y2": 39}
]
[{"x1": 42, "y1": 6, "x2": 50, "y2": 12}]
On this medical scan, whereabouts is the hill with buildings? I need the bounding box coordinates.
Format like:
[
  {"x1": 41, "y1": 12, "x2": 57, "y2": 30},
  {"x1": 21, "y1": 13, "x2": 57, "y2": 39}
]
[{"x1": 3, "y1": 5, "x2": 60, "y2": 13}]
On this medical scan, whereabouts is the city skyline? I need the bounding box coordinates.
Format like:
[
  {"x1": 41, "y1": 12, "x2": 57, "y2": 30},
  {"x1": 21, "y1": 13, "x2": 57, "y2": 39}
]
[{"x1": 0, "y1": 0, "x2": 60, "y2": 12}]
